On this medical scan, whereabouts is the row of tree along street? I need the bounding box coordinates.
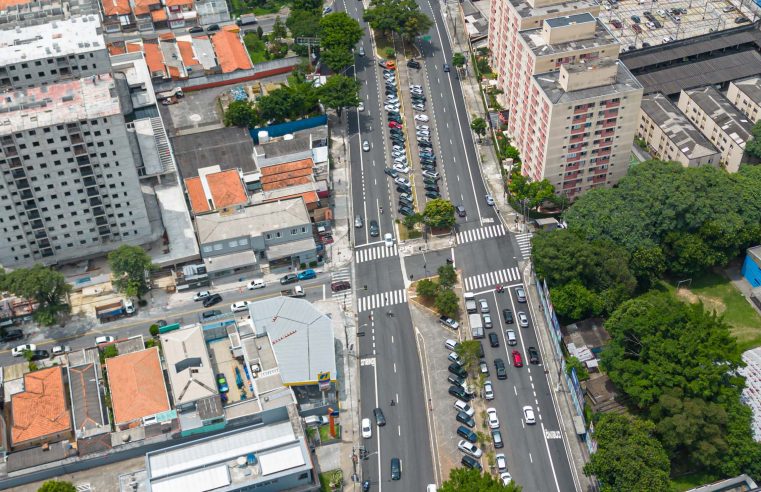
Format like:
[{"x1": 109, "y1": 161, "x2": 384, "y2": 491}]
[{"x1": 531, "y1": 160, "x2": 761, "y2": 488}]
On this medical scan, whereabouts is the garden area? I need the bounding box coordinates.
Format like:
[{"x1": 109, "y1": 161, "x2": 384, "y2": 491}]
[{"x1": 229, "y1": 0, "x2": 288, "y2": 17}]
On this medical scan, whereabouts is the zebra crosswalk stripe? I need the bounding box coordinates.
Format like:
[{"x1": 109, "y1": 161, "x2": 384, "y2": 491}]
[
  {"x1": 357, "y1": 289, "x2": 408, "y2": 312},
  {"x1": 355, "y1": 244, "x2": 399, "y2": 263},
  {"x1": 456, "y1": 224, "x2": 507, "y2": 245},
  {"x1": 463, "y1": 267, "x2": 521, "y2": 291},
  {"x1": 515, "y1": 233, "x2": 533, "y2": 258}
]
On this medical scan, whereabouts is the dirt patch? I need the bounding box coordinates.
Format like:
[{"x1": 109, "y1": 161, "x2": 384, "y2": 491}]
[{"x1": 675, "y1": 288, "x2": 727, "y2": 315}]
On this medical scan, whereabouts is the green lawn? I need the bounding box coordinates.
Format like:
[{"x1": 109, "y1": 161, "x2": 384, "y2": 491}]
[
  {"x1": 318, "y1": 469, "x2": 343, "y2": 492},
  {"x1": 670, "y1": 471, "x2": 718, "y2": 491},
  {"x1": 229, "y1": 0, "x2": 287, "y2": 17},
  {"x1": 318, "y1": 423, "x2": 341, "y2": 441},
  {"x1": 665, "y1": 270, "x2": 761, "y2": 351}
]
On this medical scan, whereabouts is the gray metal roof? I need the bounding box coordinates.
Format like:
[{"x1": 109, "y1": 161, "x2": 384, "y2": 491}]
[
  {"x1": 683, "y1": 86, "x2": 753, "y2": 144},
  {"x1": 640, "y1": 93, "x2": 719, "y2": 160},
  {"x1": 732, "y1": 76, "x2": 761, "y2": 106},
  {"x1": 545, "y1": 12, "x2": 594, "y2": 28},
  {"x1": 249, "y1": 297, "x2": 336, "y2": 385},
  {"x1": 67, "y1": 363, "x2": 107, "y2": 433}
]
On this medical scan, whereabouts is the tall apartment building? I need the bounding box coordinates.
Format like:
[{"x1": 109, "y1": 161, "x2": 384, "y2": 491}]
[
  {"x1": 0, "y1": 16, "x2": 110, "y2": 90},
  {"x1": 488, "y1": 3, "x2": 642, "y2": 198},
  {"x1": 0, "y1": 74, "x2": 154, "y2": 267}
]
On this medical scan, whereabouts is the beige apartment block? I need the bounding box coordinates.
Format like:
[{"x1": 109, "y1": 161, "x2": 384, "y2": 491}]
[
  {"x1": 727, "y1": 77, "x2": 761, "y2": 124},
  {"x1": 677, "y1": 87, "x2": 752, "y2": 173},
  {"x1": 639, "y1": 93, "x2": 720, "y2": 168}
]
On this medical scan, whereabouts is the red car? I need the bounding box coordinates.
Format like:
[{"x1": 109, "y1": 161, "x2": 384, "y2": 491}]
[
  {"x1": 512, "y1": 350, "x2": 523, "y2": 368},
  {"x1": 389, "y1": 121, "x2": 403, "y2": 129}
]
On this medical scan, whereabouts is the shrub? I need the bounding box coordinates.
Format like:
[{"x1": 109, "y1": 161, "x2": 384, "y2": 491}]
[
  {"x1": 384, "y1": 47, "x2": 395, "y2": 58},
  {"x1": 309, "y1": 261, "x2": 318, "y2": 267},
  {"x1": 299, "y1": 262, "x2": 307, "y2": 269},
  {"x1": 149, "y1": 324, "x2": 160, "y2": 337}
]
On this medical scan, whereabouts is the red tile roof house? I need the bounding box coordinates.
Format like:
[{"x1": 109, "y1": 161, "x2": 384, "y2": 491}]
[
  {"x1": 11, "y1": 367, "x2": 73, "y2": 450},
  {"x1": 105, "y1": 347, "x2": 171, "y2": 430}
]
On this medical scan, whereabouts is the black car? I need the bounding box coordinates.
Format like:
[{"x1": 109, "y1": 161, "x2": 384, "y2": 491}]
[
  {"x1": 503, "y1": 308, "x2": 514, "y2": 324},
  {"x1": 528, "y1": 346, "x2": 540, "y2": 364},
  {"x1": 420, "y1": 159, "x2": 436, "y2": 166},
  {"x1": 206, "y1": 23, "x2": 220, "y2": 31},
  {"x1": 399, "y1": 197, "x2": 413, "y2": 206},
  {"x1": 495, "y1": 358, "x2": 507, "y2": 379},
  {"x1": 407, "y1": 59, "x2": 421, "y2": 69},
  {"x1": 390, "y1": 129, "x2": 403, "y2": 136},
  {"x1": 369, "y1": 220, "x2": 380, "y2": 237},
  {"x1": 387, "y1": 110, "x2": 400, "y2": 117},
  {"x1": 457, "y1": 426, "x2": 478, "y2": 443},
  {"x1": 492, "y1": 429, "x2": 504, "y2": 448},
  {"x1": 449, "y1": 363, "x2": 467, "y2": 378},
  {"x1": 390, "y1": 137, "x2": 405, "y2": 144},
  {"x1": 456, "y1": 411, "x2": 475, "y2": 427},
  {"x1": 398, "y1": 206, "x2": 413, "y2": 216},
  {"x1": 388, "y1": 116, "x2": 402, "y2": 123},
  {"x1": 411, "y1": 96, "x2": 427, "y2": 102},
  {"x1": 384, "y1": 167, "x2": 398, "y2": 177},
  {"x1": 280, "y1": 274, "x2": 298, "y2": 285},
  {"x1": 425, "y1": 191, "x2": 441, "y2": 199},
  {"x1": 461, "y1": 455, "x2": 481, "y2": 470},
  {"x1": 424, "y1": 185, "x2": 439, "y2": 192},
  {"x1": 447, "y1": 374, "x2": 465, "y2": 386},
  {"x1": 449, "y1": 384, "x2": 471, "y2": 401},
  {"x1": 1, "y1": 329, "x2": 24, "y2": 342},
  {"x1": 390, "y1": 458, "x2": 401, "y2": 480},
  {"x1": 423, "y1": 178, "x2": 438, "y2": 186},
  {"x1": 29, "y1": 349, "x2": 50, "y2": 361},
  {"x1": 418, "y1": 142, "x2": 433, "y2": 148},
  {"x1": 203, "y1": 293, "x2": 223, "y2": 307},
  {"x1": 396, "y1": 185, "x2": 411, "y2": 193},
  {"x1": 489, "y1": 332, "x2": 499, "y2": 347},
  {"x1": 736, "y1": 16, "x2": 750, "y2": 23},
  {"x1": 201, "y1": 309, "x2": 222, "y2": 319},
  {"x1": 374, "y1": 407, "x2": 386, "y2": 426},
  {"x1": 188, "y1": 26, "x2": 204, "y2": 33},
  {"x1": 421, "y1": 166, "x2": 437, "y2": 173}
]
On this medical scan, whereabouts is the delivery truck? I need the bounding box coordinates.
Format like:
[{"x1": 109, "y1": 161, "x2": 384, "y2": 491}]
[
  {"x1": 464, "y1": 292, "x2": 477, "y2": 314},
  {"x1": 280, "y1": 285, "x2": 306, "y2": 297},
  {"x1": 95, "y1": 299, "x2": 135, "y2": 323},
  {"x1": 468, "y1": 313, "x2": 484, "y2": 339}
]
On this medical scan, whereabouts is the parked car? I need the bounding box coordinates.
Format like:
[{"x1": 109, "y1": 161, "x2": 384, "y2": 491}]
[
  {"x1": 496, "y1": 453, "x2": 508, "y2": 472},
  {"x1": 11, "y1": 343, "x2": 36, "y2": 357},
  {"x1": 456, "y1": 410, "x2": 476, "y2": 427},
  {"x1": 297, "y1": 269, "x2": 317, "y2": 280},
  {"x1": 454, "y1": 399, "x2": 475, "y2": 417},
  {"x1": 362, "y1": 418, "x2": 372, "y2": 438},
  {"x1": 247, "y1": 279, "x2": 265, "y2": 290},
  {"x1": 439, "y1": 316, "x2": 460, "y2": 330},
  {"x1": 51, "y1": 345, "x2": 71, "y2": 356},
  {"x1": 231, "y1": 301, "x2": 249, "y2": 313},
  {"x1": 202, "y1": 309, "x2": 222, "y2": 319},
  {"x1": 484, "y1": 380, "x2": 494, "y2": 399},
  {"x1": 486, "y1": 408, "x2": 500, "y2": 429},
  {"x1": 217, "y1": 373, "x2": 229, "y2": 392},
  {"x1": 461, "y1": 455, "x2": 481, "y2": 470},
  {"x1": 458, "y1": 440, "x2": 483, "y2": 458},
  {"x1": 492, "y1": 430, "x2": 504, "y2": 449},
  {"x1": 193, "y1": 291, "x2": 212, "y2": 301},
  {"x1": 206, "y1": 23, "x2": 220, "y2": 31},
  {"x1": 457, "y1": 426, "x2": 478, "y2": 443},
  {"x1": 449, "y1": 363, "x2": 467, "y2": 378},
  {"x1": 203, "y1": 293, "x2": 222, "y2": 307},
  {"x1": 1, "y1": 329, "x2": 24, "y2": 342},
  {"x1": 449, "y1": 384, "x2": 471, "y2": 401},
  {"x1": 95, "y1": 336, "x2": 115, "y2": 345},
  {"x1": 29, "y1": 350, "x2": 50, "y2": 361},
  {"x1": 480, "y1": 361, "x2": 489, "y2": 375},
  {"x1": 280, "y1": 274, "x2": 298, "y2": 285}
]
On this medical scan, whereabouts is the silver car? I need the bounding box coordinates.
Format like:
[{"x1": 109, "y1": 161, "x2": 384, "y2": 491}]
[
  {"x1": 518, "y1": 312, "x2": 529, "y2": 327},
  {"x1": 479, "y1": 299, "x2": 489, "y2": 313},
  {"x1": 355, "y1": 215, "x2": 364, "y2": 228}
]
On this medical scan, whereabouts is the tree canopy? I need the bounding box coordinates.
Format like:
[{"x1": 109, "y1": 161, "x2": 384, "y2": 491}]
[
  {"x1": 224, "y1": 100, "x2": 259, "y2": 128},
  {"x1": 745, "y1": 120, "x2": 761, "y2": 159},
  {"x1": 108, "y1": 245, "x2": 155, "y2": 298},
  {"x1": 470, "y1": 117, "x2": 487, "y2": 142},
  {"x1": 319, "y1": 12, "x2": 363, "y2": 51},
  {"x1": 508, "y1": 164, "x2": 556, "y2": 210},
  {"x1": 439, "y1": 467, "x2": 522, "y2": 491},
  {"x1": 38, "y1": 480, "x2": 76, "y2": 492},
  {"x1": 423, "y1": 199, "x2": 456, "y2": 229},
  {"x1": 1, "y1": 265, "x2": 70, "y2": 326},
  {"x1": 255, "y1": 74, "x2": 320, "y2": 123},
  {"x1": 452, "y1": 52, "x2": 467, "y2": 68},
  {"x1": 363, "y1": 0, "x2": 432, "y2": 41},
  {"x1": 319, "y1": 74, "x2": 360, "y2": 112},
  {"x1": 583, "y1": 414, "x2": 670, "y2": 492},
  {"x1": 286, "y1": 9, "x2": 321, "y2": 38}
]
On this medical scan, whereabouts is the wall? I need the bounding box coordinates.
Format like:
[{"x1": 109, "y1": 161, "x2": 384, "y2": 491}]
[
  {"x1": 742, "y1": 254, "x2": 761, "y2": 288},
  {"x1": 0, "y1": 49, "x2": 111, "y2": 90}
]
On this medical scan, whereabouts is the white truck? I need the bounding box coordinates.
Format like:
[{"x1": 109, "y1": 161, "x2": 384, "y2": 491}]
[
  {"x1": 156, "y1": 87, "x2": 184, "y2": 101},
  {"x1": 464, "y1": 292, "x2": 477, "y2": 314},
  {"x1": 468, "y1": 313, "x2": 484, "y2": 339}
]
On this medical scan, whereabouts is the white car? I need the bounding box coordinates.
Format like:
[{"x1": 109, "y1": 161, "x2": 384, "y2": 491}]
[
  {"x1": 362, "y1": 140, "x2": 370, "y2": 152},
  {"x1": 393, "y1": 163, "x2": 410, "y2": 174},
  {"x1": 414, "y1": 114, "x2": 429, "y2": 122},
  {"x1": 479, "y1": 361, "x2": 489, "y2": 374},
  {"x1": 454, "y1": 399, "x2": 475, "y2": 417},
  {"x1": 386, "y1": 97, "x2": 399, "y2": 104},
  {"x1": 95, "y1": 336, "x2": 115, "y2": 345},
  {"x1": 416, "y1": 125, "x2": 429, "y2": 131},
  {"x1": 478, "y1": 299, "x2": 489, "y2": 313},
  {"x1": 394, "y1": 177, "x2": 410, "y2": 187},
  {"x1": 487, "y1": 408, "x2": 500, "y2": 429},
  {"x1": 518, "y1": 312, "x2": 529, "y2": 327},
  {"x1": 412, "y1": 104, "x2": 425, "y2": 111},
  {"x1": 484, "y1": 380, "x2": 494, "y2": 400},
  {"x1": 231, "y1": 301, "x2": 249, "y2": 313},
  {"x1": 448, "y1": 351, "x2": 463, "y2": 365},
  {"x1": 51, "y1": 345, "x2": 71, "y2": 356},
  {"x1": 496, "y1": 453, "x2": 507, "y2": 472},
  {"x1": 422, "y1": 170, "x2": 440, "y2": 179},
  {"x1": 523, "y1": 405, "x2": 536, "y2": 424},
  {"x1": 500, "y1": 472, "x2": 513, "y2": 485},
  {"x1": 358, "y1": 101, "x2": 365, "y2": 111},
  {"x1": 384, "y1": 233, "x2": 394, "y2": 248},
  {"x1": 247, "y1": 279, "x2": 265, "y2": 290},
  {"x1": 11, "y1": 344, "x2": 36, "y2": 357},
  {"x1": 409, "y1": 84, "x2": 422, "y2": 90},
  {"x1": 485, "y1": 194, "x2": 495, "y2": 206},
  {"x1": 384, "y1": 104, "x2": 400, "y2": 112},
  {"x1": 457, "y1": 440, "x2": 483, "y2": 458},
  {"x1": 362, "y1": 418, "x2": 372, "y2": 438},
  {"x1": 194, "y1": 291, "x2": 211, "y2": 301}
]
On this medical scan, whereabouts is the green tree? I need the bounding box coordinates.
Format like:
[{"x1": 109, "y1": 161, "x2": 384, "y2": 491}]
[
  {"x1": 583, "y1": 414, "x2": 670, "y2": 492},
  {"x1": 364, "y1": 0, "x2": 432, "y2": 41},
  {"x1": 452, "y1": 52, "x2": 467, "y2": 69},
  {"x1": 2, "y1": 265, "x2": 70, "y2": 326},
  {"x1": 319, "y1": 12, "x2": 363, "y2": 51},
  {"x1": 292, "y1": 0, "x2": 321, "y2": 11},
  {"x1": 437, "y1": 264, "x2": 457, "y2": 288},
  {"x1": 319, "y1": 74, "x2": 360, "y2": 113},
  {"x1": 549, "y1": 281, "x2": 604, "y2": 321},
  {"x1": 403, "y1": 213, "x2": 423, "y2": 229},
  {"x1": 38, "y1": 480, "x2": 77, "y2": 492},
  {"x1": 256, "y1": 78, "x2": 319, "y2": 122},
  {"x1": 423, "y1": 199, "x2": 456, "y2": 229},
  {"x1": 434, "y1": 288, "x2": 459, "y2": 319},
  {"x1": 470, "y1": 116, "x2": 487, "y2": 143},
  {"x1": 440, "y1": 467, "x2": 522, "y2": 491},
  {"x1": 108, "y1": 245, "x2": 155, "y2": 298},
  {"x1": 223, "y1": 100, "x2": 259, "y2": 128},
  {"x1": 400, "y1": 9, "x2": 433, "y2": 42},
  {"x1": 270, "y1": 16, "x2": 287, "y2": 41},
  {"x1": 256, "y1": 25, "x2": 264, "y2": 39},
  {"x1": 629, "y1": 245, "x2": 666, "y2": 289},
  {"x1": 320, "y1": 47, "x2": 354, "y2": 72},
  {"x1": 286, "y1": 9, "x2": 321, "y2": 38},
  {"x1": 455, "y1": 340, "x2": 482, "y2": 375},
  {"x1": 416, "y1": 278, "x2": 438, "y2": 299},
  {"x1": 745, "y1": 120, "x2": 761, "y2": 159},
  {"x1": 565, "y1": 355, "x2": 589, "y2": 381}
]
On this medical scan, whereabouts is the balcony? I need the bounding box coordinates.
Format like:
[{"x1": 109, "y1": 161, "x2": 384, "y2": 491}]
[
  {"x1": 19, "y1": 190, "x2": 33, "y2": 200},
  {"x1": 592, "y1": 175, "x2": 607, "y2": 184},
  {"x1": 597, "y1": 147, "x2": 612, "y2": 156},
  {"x1": 563, "y1": 180, "x2": 580, "y2": 190},
  {"x1": 96, "y1": 216, "x2": 108, "y2": 226},
  {"x1": 31, "y1": 220, "x2": 44, "y2": 230},
  {"x1": 571, "y1": 126, "x2": 586, "y2": 135},
  {"x1": 11, "y1": 168, "x2": 25, "y2": 180},
  {"x1": 603, "y1": 100, "x2": 620, "y2": 109},
  {"x1": 3, "y1": 147, "x2": 17, "y2": 157},
  {"x1": 73, "y1": 145, "x2": 87, "y2": 156},
  {"x1": 23, "y1": 200, "x2": 37, "y2": 211},
  {"x1": 603, "y1": 110, "x2": 619, "y2": 119},
  {"x1": 574, "y1": 105, "x2": 589, "y2": 114},
  {"x1": 86, "y1": 188, "x2": 99, "y2": 197},
  {"x1": 69, "y1": 134, "x2": 84, "y2": 145},
  {"x1": 89, "y1": 197, "x2": 102, "y2": 206},
  {"x1": 569, "y1": 134, "x2": 586, "y2": 144},
  {"x1": 601, "y1": 119, "x2": 617, "y2": 129}
]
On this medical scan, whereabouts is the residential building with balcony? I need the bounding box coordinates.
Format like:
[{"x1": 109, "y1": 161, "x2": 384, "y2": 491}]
[
  {"x1": 677, "y1": 86, "x2": 753, "y2": 173},
  {"x1": 638, "y1": 93, "x2": 720, "y2": 168},
  {"x1": 727, "y1": 76, "x2": 761, "y2": 124}
]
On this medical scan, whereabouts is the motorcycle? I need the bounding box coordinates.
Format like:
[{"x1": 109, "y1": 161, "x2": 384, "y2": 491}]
[
  {"x1": 362, "y1": 480, "x2": 371, "y2": 491},
  {"x1": 496, "y1": 283, "x2": 504, "y2": 293}
]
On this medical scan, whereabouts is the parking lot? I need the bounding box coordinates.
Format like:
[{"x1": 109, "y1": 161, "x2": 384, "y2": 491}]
[{"x1": 598, "y1": 0, "x2": 753, "y2": 50}]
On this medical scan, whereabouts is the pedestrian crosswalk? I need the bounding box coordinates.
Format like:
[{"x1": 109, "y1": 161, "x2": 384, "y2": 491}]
[
  {"x1": 516, "y1": 233, "x2": 533, "y2": 258},
  {"x1": 330, "y1": 269, "x2": 353, "y2": 306},
  {"x1": 463, "y1": 267, "x2": 521, "y2": 292},
  {"x1": 357, "y1": 288, "x2": 408, "y2": 312},
  {"x1": 456, "y1": 224, "x2": 507, "y2": 245},
  {"x1": 355, "y1": 243, "x2": 398, "y2": 263}
]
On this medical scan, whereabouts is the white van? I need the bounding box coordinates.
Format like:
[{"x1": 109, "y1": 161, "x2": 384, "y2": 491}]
[{"x1": 427, "y1": 485, "x2": 438, "y2": 492}]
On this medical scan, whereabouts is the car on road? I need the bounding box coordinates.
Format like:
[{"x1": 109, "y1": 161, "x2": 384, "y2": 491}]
[
  {"x1": 449, "y1": 363, "x2": 467, "y2": 378},
  {"x1": 1, "y1": 329, "x2": 24, "y2": 342},
  {"x1": 280, "y1": 274, "x2": 298, "y2": 285},
  {"x1": 502, "y1": 308, "x2": 513, "y2": 323},
  {"x1": 231, "y1": 301, "x2": 249, "y2": 313},
  {"x1": 358, "y1": 101, "x2": 365, "y2": 111},
  {"x1": 355, "y1": 215, "x2": 364, "y2": 228},
  {"x1": 496, "y1": 453, "x2": 507, "y2": 472},
  {"x1": 457, "y1": 426, "x2": 478, "y2": 443},
  {"x1": 202, "y1": 309, "x2": 222, "y2": 319},
  {"x1": 206, "y1": 23, "x2": 220, "y2": 31},
  {"x1": 518, "y1": 312, "x2": 529, "y2": 327},
  {"x1": 374, "y1": 407, "x2": 386, "y2": 426},
  {"x1": 203, "y1": 293, "x2": 222, "y2": 307},
  {"x1": 407, "y1": 59, "x2": 421, "y2": 68},
  {"x1": 439, "y1": 316, "x2": 460, "y2": 330},
  {"x1": 188, "y1": 26, "x2": 204, "y2": 33},
  {"x1": 454, "y1": 399, "x2": 475, "y2": 417},
  {"x1": 95, "y1": 336, "x2": 115, "y2": 345},
  {"x1": 500, "y1": 472, "x2": 513, "y2": 485},
  {"x1": 361, "y1": 418, "x2": 372, "y2": 438},
  {"x1": 247, "y1": 279, "x2": 265, "y2": 290},
  {"x1": 217, "y1": 373, "x2": 229, "y2": 392},
  {"x1": 484, "y1": 380, "x2": 494, "y2": 400},
  {"x1": 358, "y1": 46, "x2": 365, "y2": 56},
  {"x1": 495, "y1": 358, "x2": 507, "y2": 379},
  {"x1": 384, "y1": 233, "x2": 394, "y2": 248},
  {"x1": 456, "y1": 410, "x2": 476, "y2": 427},
  {"x1": 479, "y1": 361, "x2": 489, "y2": 375},
  {"x1": 384, "y1": 167, "x2": 398, "y2": 178},
  {"x1": 488, "y1": 332, "x2": 499, "y2": 347},
  {"x1": 486, "y1": 408, "x2": 500, "y2": 429},
  {"x1": 29, "y1": 349, "x2": 50, "y2": 361},
  {"x1": 485, "y1": 194, "x2": 495, "y2": 206},
  {"x1": 362, "y1": 140, "x2": 370, "y2": 152},
  {"x1": 506, "y1": 329, "x2": 517, "y2": 346},
  {"x1": 483, "y1": 313, "x2": 493, "y2": 328},
  {"x1": 443, "y1": 63, "x2": 451, "y2": 72},
  {"x1": 512, "y1": 350, "x2": 523, "y2": 367},
  {"x1": 448, "y1": 384, "x2": 470, "y2": 401},
  {"x1": 458, "y1": 440, "x2": 483, "y2": 458},
  {"x1": 194, "y1": 291, "x2": 212, "y2": 301},
  {"x1": 11, "y1": 344, "x2": 36, "y2": 357},
  {"x1": 527, "y1": 347, "x2": 540, "y2": 365},
  {"x1": 331, "y1": 280, "x2": 351, "y2": 292},
  {"x1": 515, "y1": 286, "x2": 526, "y2": 302},
  {"x1": 523, "y1": 405, "x2": 536, "y2": 424},
  {"x1": 390, "y1": 458, "x2": 401, "y2": 480},
  {"x1": 455, "y1": 205, "x2": 466, "y2": 217},
  {"x1": 414, "y1": 114, "x2": 429, "y2": 122},
  {"x1": 492, "y1": 429, "x2": 504, "y2": 448},
  {"x1": 298, "y1": 269, "x2": 317, "y2": 280},
  {"x1": 369, "y1": 220, "x2": 380, "y2": 237},
  {"x1": 461, "y1": 455, "x2": 481, "y2": 470}
]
